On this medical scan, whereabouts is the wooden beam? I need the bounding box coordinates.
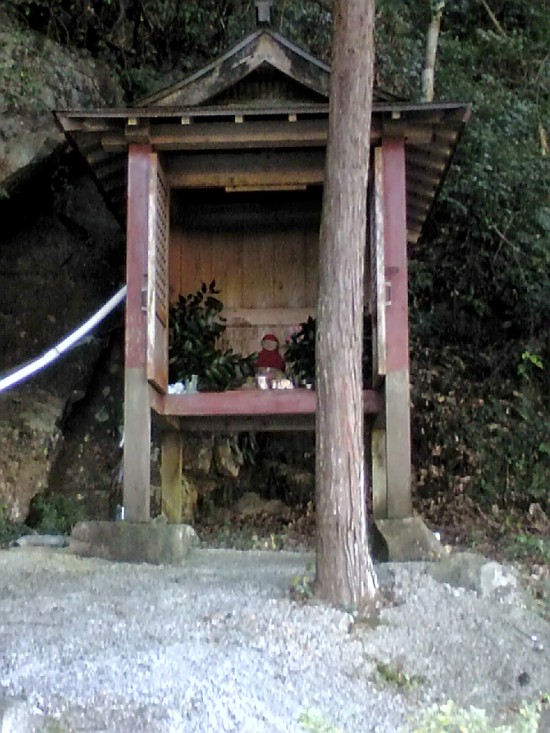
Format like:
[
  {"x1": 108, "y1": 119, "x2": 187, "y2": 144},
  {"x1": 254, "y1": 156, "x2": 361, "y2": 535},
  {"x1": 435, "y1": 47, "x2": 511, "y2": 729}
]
[
  {"x1": 178, "y1": 415, "x2": 317, "y2": 432},
  {"x1": 165, "y1": 150, "x2": 325, "y2": 189},
  {"x1": 101, "y1": 119, "x2": 389, "y2": 153},
  {"x1": 373, "y1": 147, "x2": 387, "y2": 380},
  {"x1": 382, "y1": 137, "x2": 412, "y2": 519},
  {"x1": 102, "y1": 119, "x2": 330, "y2": 152},
  {"x1": 163, "y1": 388, "x2": 383, "y2": 417},
  {"x1": 125, "y1": 119, "x2": 151, "y2": 144},
  {"x1": 406, "y1": 150, "x2": 448, "y2": 171},
  {"x1": 123, "y1": 143, "x2": 152, "y2": 522},
  {"x1": 222, "y1": 307, "x2": 315, "y2": 327}
]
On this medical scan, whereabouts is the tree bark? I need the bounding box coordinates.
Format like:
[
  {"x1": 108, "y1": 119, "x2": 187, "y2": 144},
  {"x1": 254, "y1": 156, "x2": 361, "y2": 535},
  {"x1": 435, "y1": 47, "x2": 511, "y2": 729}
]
[
  {"x1": 315, "y1": 0, "x2": 378, "y2": 612},
  {"x1": 421, "y1": 2, "x2": 445, "y2": 102}
]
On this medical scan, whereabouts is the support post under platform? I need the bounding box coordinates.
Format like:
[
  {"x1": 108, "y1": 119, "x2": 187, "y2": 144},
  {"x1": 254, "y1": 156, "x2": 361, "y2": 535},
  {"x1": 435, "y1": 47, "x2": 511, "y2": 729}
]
[{"x1": 123, "y1": 144, "x2": 153, "y2": 522}]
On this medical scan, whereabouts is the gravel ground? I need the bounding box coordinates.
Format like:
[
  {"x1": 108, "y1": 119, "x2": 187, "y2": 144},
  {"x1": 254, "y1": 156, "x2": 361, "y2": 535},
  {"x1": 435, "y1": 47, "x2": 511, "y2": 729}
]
[{"x1": 0, "y1": 547, "x2": 549, "y2": 733}]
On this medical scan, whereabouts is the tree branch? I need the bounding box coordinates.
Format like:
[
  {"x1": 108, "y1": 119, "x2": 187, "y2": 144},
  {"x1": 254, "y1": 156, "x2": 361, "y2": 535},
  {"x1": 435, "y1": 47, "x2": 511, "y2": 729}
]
[
  {"x1": 479, "y1": 0, "x2": 506, "y2": 36},
  {"x1": 421, "y1": 3, "x2": 445, "y2": 102}
]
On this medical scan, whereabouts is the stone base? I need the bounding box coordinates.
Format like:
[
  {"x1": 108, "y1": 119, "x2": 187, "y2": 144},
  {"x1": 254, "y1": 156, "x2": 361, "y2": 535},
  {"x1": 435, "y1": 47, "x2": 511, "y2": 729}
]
[
  {"x1": 0, "y1": 695, "x2": 57, "y2": 733},
  {"x1": 373, "y1": 517, "x2": 443, "y2": 562},
  {"x1": 70, "y1": 521, "x2": 198, "y2": 565}
]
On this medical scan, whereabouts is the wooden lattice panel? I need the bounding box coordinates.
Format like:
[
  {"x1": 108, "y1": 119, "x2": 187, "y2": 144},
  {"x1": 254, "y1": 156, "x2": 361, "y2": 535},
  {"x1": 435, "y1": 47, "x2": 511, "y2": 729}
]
[
  {"x1": 154, "y1": 163, "x2": 169, "y2": 326},
  {"x1": 147, "y1": 154, "x2": 170, "y2": 394}
]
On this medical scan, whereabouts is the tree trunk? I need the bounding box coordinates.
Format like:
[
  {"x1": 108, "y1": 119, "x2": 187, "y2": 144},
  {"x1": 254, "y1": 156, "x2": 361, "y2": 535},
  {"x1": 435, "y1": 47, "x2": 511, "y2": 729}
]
[
  {"x1": 421, "y1": 2, "x2": 445, "y2": 102},
  {"x1": 315, "y1": 0, "x2": 378, "y2": 612}
]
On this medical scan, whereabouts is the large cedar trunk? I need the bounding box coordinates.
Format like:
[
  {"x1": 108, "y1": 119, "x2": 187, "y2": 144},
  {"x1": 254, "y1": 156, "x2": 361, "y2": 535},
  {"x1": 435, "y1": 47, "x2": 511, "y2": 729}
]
[{"x1": 315, "y1": 0, "x2": 378, "y2": 611}]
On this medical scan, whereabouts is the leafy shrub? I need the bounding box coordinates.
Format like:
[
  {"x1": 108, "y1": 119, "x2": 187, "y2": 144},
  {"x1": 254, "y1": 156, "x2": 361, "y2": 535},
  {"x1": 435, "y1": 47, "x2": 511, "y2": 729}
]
[
  {"x1": 169, "y1": 282, "x2": 255, "y2": 392},
  {"x1": 298, "y1": 709, "x2": 343, "y2": 733},
  {"x1": 411, "y1": 342, "x2": 550, "y2": 508},
  {"x1": 285, "y1": 317, "x2": 316, "y2": 385},
  {"x1": 285, "y1": 316, "x2": 373, "y2": 387},
  {"x1": 26, "y1": 494, "x2": 83, "y2": 534},
  {"x1": 409, "y1": 699, "x2": 541, "y2": 733}
]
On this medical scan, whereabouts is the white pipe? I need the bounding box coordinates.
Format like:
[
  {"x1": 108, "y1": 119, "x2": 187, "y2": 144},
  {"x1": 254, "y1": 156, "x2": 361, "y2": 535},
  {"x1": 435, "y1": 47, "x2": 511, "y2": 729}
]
[{"x1": 0, "y1": 285, "x2": 127, "y2": 394}]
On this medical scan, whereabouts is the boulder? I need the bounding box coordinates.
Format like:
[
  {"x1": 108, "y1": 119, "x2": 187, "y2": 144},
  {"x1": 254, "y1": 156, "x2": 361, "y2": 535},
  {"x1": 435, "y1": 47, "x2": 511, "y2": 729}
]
[
  {"x1": 214, "y1": 439, "x2": 241, "y2": 478},
  {"x1": 70, "y1": 520, "x2": 199, "y2": 565},
  {"x1": 429, "y1": 551, "x2": 521, "y2": 600},
  {"x1": 0, "y1": 387, "x2": 64, "y2": 522}
]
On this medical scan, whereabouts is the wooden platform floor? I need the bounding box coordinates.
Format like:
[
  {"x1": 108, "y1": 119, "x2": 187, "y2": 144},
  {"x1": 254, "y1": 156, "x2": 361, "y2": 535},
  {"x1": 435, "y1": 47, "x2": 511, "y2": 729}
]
[{"x1": 152, "y1": 388, "x2": 383, "y2": 432}]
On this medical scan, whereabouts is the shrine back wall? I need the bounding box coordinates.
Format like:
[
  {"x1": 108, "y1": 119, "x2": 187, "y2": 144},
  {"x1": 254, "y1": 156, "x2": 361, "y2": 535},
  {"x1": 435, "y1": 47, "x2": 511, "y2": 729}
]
[{"x1": 169, "y1": 188, "x2": 321, "y2": 357}]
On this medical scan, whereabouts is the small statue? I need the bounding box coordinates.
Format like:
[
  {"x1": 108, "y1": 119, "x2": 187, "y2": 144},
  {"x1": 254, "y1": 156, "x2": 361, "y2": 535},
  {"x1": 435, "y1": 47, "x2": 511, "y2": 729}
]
[{"x1": 255, "y1": 333, "x2": 285, "y2": 372}]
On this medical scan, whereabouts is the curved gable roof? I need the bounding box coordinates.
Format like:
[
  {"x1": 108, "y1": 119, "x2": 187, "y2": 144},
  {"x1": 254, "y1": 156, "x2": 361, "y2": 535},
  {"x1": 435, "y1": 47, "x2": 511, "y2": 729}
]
[{"x1": 138, "y1": 28, "x2": 397, "y2": 109}]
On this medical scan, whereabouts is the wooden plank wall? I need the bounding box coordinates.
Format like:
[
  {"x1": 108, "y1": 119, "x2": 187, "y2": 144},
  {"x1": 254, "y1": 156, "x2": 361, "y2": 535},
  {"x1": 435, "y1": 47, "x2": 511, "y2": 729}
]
[{"x1": 170, "y1": 225, "x2": 319, "y2": 357}]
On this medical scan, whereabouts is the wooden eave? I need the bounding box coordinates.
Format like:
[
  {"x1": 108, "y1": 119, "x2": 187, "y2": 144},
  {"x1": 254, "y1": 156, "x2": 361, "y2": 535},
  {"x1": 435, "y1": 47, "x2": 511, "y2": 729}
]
[{"x1": 55, "y1": 101, "x2": 470, "y2": 244}]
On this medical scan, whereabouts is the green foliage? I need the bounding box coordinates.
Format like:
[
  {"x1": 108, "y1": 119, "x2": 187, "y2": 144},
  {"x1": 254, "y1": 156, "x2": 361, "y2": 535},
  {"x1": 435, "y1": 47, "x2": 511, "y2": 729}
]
[
  {"x1": 285, "y1": 317, "x2": 316, "y2": 385},
  {"x1": 290, "y1": 562, "x2": 315, "y2": 602},
  {"x1": 374, "y1": 0, "x2": 425, "y2": 97},
  {"x1": 169, "y1": 282, "x2": 255, "y2": 392},
  {"x1": 26, "y1": 494, "x2": 84, "y2": 534},
  {"x1": 411, "y1": 0, "x2": 550, "y2": 353},
  {"x1": 507, "y1": 533, "x2": 550, "y2": 565},
  {"x1": 298, "y1": 708, "x2": 343, "y2": 733},
  {"x1": 408, "y1": 699, "x2": 542, "y2": 733},
  {"x1": 376, "y1": 660, "x2": 424, "y2": 690},
  {"x1": 284, "y1": 316, "x2": 372, "y2": 387},
  {"x1": 5, "y1": 0, "x2": 252, "y2": 99},
  {"x1": 3, "y1": 0, "x2": 330, "y2": 101},
  {"x1": 411, "y1": 343, "x2": 550, "y2": 507},
  {"x1": 0, "y1": 23, "x2": 49, "y2": 114}
]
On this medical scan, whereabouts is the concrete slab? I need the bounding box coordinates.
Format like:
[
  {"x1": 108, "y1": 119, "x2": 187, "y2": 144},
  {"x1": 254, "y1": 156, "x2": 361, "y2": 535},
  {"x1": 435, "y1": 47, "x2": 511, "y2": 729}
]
[
  {"x1": 374, "y1": 516, "x2": 443, "y2": 562},
  {"x1": 70, "y1": 521, "x2": 198, "y2": 565}
]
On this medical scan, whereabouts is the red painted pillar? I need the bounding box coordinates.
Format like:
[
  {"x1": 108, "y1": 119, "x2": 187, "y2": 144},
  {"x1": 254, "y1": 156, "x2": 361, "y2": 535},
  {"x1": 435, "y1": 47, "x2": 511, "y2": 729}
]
[
  {"x1": 123, "y1": 144, "x2": 153, "y2": 522},
  {"x1": 382, "y1": 136, "x2": 412, "y2": 518}
]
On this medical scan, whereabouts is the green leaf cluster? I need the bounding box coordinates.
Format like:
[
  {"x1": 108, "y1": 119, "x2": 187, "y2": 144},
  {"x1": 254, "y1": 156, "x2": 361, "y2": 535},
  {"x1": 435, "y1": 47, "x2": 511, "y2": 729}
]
[
  {"x1": 285, "y1": 316, "x2": 373, "y2": 387},
  {"x1": 409, "y1": 699, "x2": 542, "y2": 733},
  {"x1": 411, "y1": 339, "x2": 550, "y2": 507},
  {"x1": 169, "y1": 282, "x2": 255, "y2": 392}
]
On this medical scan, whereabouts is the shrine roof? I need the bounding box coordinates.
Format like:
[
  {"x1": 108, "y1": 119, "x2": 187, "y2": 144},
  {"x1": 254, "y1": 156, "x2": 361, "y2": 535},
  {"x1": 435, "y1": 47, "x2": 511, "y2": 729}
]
[{"x1": 55, "y1": 27, "x2": 471, "y2": 244}]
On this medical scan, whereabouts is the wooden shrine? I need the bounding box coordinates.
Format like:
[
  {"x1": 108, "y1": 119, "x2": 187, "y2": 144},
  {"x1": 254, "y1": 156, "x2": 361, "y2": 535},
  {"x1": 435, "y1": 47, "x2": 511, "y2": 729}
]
[{"x1": 56, "y1": 19, "x2": 470, "y2": 525}]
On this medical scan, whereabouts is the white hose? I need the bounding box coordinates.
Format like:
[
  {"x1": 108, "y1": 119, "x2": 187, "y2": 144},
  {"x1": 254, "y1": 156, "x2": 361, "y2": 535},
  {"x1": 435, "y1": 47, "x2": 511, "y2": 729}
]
[{"x1": 0, "y1": 285, "x2": 127, "y2": 394}]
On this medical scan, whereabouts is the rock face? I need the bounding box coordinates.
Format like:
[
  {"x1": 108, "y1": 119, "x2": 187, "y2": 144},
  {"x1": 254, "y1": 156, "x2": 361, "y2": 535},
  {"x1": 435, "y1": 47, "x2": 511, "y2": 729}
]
[
  {"x1": 0, "y1": 10, "x2": 121, "y2": 194},
  {"x1": 0, "y1": 14, "x2": 125, "y2": 523},
  {"x1": 0, "y1": 387, "x2": 64, "y2": 522},
  {"x1": 0, "y1": 162, "x2": 125, "y2": 522}
]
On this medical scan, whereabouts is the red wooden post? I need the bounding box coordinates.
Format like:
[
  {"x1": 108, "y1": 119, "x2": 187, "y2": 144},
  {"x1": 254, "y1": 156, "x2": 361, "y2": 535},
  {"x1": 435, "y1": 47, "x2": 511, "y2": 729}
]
[
  {"x1": 123, "y1": 144, "x2": 153, "y2": 522},
  {"x1": 382, "y1": 136, "x2": 412, "y2": 518}
]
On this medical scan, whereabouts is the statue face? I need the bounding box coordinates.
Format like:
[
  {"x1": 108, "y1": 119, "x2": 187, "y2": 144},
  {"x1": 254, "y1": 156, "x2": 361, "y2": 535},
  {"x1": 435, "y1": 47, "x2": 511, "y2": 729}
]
[{"x1": 262, "y1": 337, "x2": 279, "y2": 352}]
